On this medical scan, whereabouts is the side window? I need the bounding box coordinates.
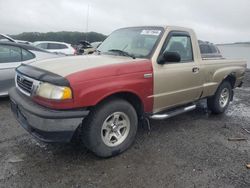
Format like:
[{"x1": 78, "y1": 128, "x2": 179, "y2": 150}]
[
  {"x1": 200, "y1": 44, "x2": 212, "y2": 54},
  {"x1": 22, "y1": 49, "x2": 35, "y2": 61},
  {"x1": 162, "y1": 35, "x2": 193, "y2": 62},
  {"x1": 36, "y1": 43, "x2": 48, "y2": 49},
  {"x1": 48, "y1": 43, "x2": 67, "y2": 49},
  {"x1": 210, "y1": 45, "x2": 218, "y2": 53},
  {"x1": 58, "y1": 44, "x2": 68, "y2": 49},
  {"x1": 199, "y1": 44, "x2": 206, "y2": 54},
  {"x1": 0, "y1": 45, "x2": 22, "y2": 63}
]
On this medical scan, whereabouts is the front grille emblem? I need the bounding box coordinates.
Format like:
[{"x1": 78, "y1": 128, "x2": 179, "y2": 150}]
[{"x1": 19, "y1": 76, "x2": 24, "y2": 82}]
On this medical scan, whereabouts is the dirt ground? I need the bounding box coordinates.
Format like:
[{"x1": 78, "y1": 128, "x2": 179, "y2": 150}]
[{"x1": 0, "y1": 70, "x2": 249, "y2": 188}]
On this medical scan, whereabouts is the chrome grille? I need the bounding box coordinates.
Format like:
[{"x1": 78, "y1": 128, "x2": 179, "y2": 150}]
[{"x1": 16, "y1": 74, "x2": 34, "y2": 95}]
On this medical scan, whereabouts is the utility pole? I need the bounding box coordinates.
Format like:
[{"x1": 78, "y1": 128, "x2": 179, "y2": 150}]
[{"x1": 85, "y1": 4, "x2": 90, "y2": 41}]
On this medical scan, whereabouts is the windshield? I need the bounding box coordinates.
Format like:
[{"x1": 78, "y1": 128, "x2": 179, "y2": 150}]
[{"x1": 98, "y1": 27, "x2": 164, "y2": 58}]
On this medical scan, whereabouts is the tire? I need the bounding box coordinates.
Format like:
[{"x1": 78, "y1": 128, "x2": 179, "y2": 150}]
[
  {"x1": 207, "y1": 81, "x2": 232, "y2": 114},
  {"x1": 81, "y1": 98, "x2": 138, "y2": 158}
]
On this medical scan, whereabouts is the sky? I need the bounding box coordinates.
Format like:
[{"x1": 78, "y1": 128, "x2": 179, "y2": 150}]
[{"x1": 0, "y1": 0, "x2": 249, "y2": 43}]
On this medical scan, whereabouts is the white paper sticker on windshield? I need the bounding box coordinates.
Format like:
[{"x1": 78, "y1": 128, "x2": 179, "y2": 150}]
[{"x1": 141, "y1": 30, "x2": 161, "y2": 36}]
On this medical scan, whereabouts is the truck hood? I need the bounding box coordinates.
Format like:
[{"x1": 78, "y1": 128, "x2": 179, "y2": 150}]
[{"x1": 32, "y1": 55, "x2": 146, "y2": 77}]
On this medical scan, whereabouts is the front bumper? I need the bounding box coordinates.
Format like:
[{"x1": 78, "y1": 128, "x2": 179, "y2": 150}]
[{"x1": 9, "y1": 88, "x2": 89, "y2": 142}]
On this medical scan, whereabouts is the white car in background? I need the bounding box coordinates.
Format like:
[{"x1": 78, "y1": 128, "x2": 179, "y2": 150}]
[{"x1": 33, "y1": 41, "x2": 76, "y2": 55}]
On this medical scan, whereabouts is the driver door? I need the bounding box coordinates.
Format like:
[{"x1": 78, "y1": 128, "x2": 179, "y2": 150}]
[{"x1": 153, "y1": 31, "x2": 203, "y2": 113}]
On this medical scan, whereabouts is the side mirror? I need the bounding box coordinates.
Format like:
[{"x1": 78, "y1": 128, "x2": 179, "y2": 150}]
[{"x1": 158, "y1": 51, "x2": 181, "y2": 64}]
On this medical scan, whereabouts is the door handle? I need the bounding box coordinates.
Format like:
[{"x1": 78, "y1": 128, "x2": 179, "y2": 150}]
[{"x1": 192, "y1": 67, "x2": 199, "y2": 73}]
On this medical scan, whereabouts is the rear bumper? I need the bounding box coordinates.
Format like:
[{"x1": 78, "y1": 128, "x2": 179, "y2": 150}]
[{"x1": 9, "y1": 88, "x2": 89, "y2": 142}]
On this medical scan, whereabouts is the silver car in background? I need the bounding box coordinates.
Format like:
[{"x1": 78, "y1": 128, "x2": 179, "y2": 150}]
[
  {"x1": 0, "y1": 42, "x2": 60, "y2": 96},
  {"x1": 33, "y1": 41, "x2": 76, "y2": 55}
]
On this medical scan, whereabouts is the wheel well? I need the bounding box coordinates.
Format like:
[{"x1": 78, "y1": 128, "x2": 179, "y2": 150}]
[
  {"x1": 95, "y1": 92, "x2": 144, "y2": 118},
  {"x1": 224, "y1": 74, "x2": 236, "y2": 88}
]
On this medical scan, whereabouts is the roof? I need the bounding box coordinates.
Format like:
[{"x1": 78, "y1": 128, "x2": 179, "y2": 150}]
[
  {"x1": 114, "y1": 25, "x2": 195, "y2": 36},
  {"x1": 118, "y1": 25, "x2": 193, "y2": 30}
]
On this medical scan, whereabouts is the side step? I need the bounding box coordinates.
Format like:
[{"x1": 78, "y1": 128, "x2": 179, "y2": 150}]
[{"x1": 150, "y1": 104, "x2": 196, "y2": 120}]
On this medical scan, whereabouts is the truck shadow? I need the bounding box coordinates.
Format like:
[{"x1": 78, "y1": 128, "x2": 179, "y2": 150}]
[
  {"x1": 0, "y1": 96, "x2": 9, "y2": 102},
  {"x1": 9, "y1": 103, "x2": 230, "y2": 167},
  {"x1": 16, "y1": 106, "x2": 218, "y2": 161}
]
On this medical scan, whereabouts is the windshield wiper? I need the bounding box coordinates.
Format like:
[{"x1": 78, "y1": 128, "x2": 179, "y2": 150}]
[{"x1": 108, "y1": 49, "x2": 136, "y2": 59}]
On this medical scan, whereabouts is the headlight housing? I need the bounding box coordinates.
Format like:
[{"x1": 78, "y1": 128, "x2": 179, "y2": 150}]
[{"x1": 35, "y1": 82, "x2": 72, "y2": 100}]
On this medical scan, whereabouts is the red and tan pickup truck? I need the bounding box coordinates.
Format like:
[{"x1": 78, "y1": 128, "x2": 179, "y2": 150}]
[{"x1": 9, "y1": 26, "x2": 247, "y2": 157}]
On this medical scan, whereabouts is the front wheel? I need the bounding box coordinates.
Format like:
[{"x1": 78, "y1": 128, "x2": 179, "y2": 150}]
[
  {"x1": 81, "y1": 98, "x2": 138, "y2": 158},
  {"x1": 207, "y1": 81, "x2": 232, "y2": 114}
]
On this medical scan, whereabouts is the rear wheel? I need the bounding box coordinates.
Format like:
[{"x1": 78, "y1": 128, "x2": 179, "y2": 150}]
[
  {"x1": 207, "y1": 81, "x2": 232, "y2": 114},
  {"x1": 81, "y1": 98, "x2": 138, "y2": 157}
]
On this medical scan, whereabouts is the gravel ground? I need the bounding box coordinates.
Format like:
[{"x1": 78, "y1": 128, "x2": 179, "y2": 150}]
[{"x1": 0, "y1": 70, "x2": 249, "y2": 188}]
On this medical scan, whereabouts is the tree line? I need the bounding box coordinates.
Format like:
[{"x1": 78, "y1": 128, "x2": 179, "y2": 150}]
[{"x1": 10, "y1": 31, "x2": 107, "y2": 44}]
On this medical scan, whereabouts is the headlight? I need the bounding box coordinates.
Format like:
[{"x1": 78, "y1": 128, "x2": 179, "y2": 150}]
[{"x1": 35, "y1": 82, "x2": 72, "y2": 100}]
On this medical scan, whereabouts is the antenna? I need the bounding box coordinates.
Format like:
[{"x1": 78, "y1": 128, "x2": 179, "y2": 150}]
[{"x1": 85, "y1": 4, "x2": 90, "y2": 41}]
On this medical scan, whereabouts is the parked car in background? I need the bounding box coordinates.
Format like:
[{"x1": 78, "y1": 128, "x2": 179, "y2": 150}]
[
  {"x1": 0, "y1": 42, "x2": 60, "y2": 96},
  {"x1": 75, "y1": 40, "x2": 95, "y2": 55},
  {"x1": 33, "y1": 41, "x2": 76, "y2": 55},
  {"x1": 91, "y1": 41, "x2": 102, "y2": 49},
  {"x1": 199, "y1": 40, "x2": 222, "y2": 59}
]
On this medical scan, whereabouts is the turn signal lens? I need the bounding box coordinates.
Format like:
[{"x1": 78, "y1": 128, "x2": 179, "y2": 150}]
[{"x1": 62, "y1": 87, "x2": 72, "y2": 100}]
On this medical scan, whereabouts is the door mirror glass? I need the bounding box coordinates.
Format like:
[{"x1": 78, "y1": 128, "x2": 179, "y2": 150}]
[{"x1": 158, "y1": 51, "x2": 181, "y2": 64}]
